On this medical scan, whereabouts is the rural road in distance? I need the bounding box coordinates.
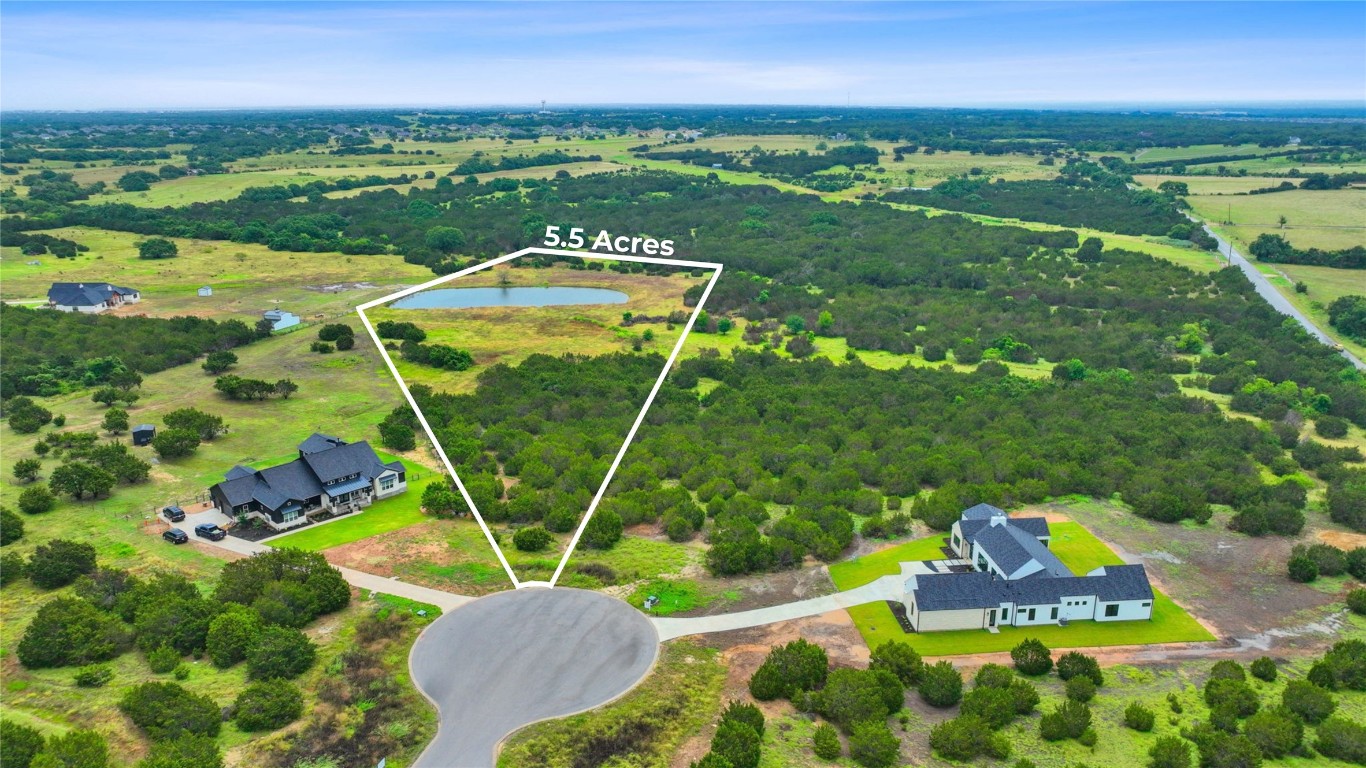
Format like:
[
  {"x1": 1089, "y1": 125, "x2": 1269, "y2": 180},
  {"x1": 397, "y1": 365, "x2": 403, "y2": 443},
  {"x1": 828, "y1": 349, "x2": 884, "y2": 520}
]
[{"x1": 1200, "y1": 222, "x2": 1365, "y2": 371}]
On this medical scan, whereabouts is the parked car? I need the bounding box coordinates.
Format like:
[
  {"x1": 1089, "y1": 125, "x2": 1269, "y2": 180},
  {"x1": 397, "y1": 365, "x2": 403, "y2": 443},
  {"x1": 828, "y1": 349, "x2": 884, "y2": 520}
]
[
  {"x1": 163, "y1": 528, "x2": 189, "y2": 544},
  {"x1": 194, "y1": 523, "x2": 226, "y2": 541},
  {"x1": 162, "y1": 505, "x2": 186, "y2": 522}
]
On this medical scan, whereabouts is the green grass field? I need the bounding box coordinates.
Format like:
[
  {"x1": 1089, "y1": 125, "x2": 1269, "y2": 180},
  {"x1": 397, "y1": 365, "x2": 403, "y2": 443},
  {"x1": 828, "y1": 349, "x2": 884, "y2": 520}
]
[
  {"x1": 0, "y1": 225, "x2": 433, "y2": 321},
  {"x1": 1185, "y1": 189, "x2": 1366, "y2": 252},
  {"x1": 1133, "y1": 173, "x2": 1301, "y2": 195},
  {"x1": 830, "y1": 522, "x2": 1215, "y2": 655},
  {"x1": 264, "y1": 475, "x2": 444, "y2": 551},
  {"x1": 1133, "y1": 143, "x2": 1291, "y2": 163}
]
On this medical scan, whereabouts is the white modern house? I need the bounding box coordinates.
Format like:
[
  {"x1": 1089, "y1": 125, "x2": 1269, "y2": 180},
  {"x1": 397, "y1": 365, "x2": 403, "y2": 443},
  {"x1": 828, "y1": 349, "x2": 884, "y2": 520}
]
[
  {"x1": 903, "y1": 504, "x2": 1154, "y2": 632},
  {"x1": 46, "y1": 282, "x2": 140, "y2": 313}
]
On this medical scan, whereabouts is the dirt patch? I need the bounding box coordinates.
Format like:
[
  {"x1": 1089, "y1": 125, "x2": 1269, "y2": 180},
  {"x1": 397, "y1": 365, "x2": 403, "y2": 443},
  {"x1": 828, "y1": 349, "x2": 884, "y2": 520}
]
[
  {"x1": 1012, "y1": 508, "x2": 1073, "y2": 524},
  {"x1": 324, "y1": 523, "x2": 453, "y2": 578},
  {"x1": 304, "y1": 282, "x2": 379, "y2": 293},
  {"x1": 670, "y1": 610, "x2": 865, "y2": 768},
  {"x1": 675, "y1": 565, "x2": 837, "y2": 617},
  {"x1": 1319, "y1": 530, "x2": 1366, "y2": 551},
  {"x1": 1039, "y1": 500, "x2": 1347, "y2": 649}
]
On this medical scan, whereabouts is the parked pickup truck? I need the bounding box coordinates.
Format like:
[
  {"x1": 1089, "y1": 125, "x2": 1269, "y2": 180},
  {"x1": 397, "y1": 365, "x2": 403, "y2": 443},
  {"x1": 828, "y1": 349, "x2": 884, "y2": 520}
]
[{"x1": 194, "y1": 523, "x2": 227, "y2": 541}]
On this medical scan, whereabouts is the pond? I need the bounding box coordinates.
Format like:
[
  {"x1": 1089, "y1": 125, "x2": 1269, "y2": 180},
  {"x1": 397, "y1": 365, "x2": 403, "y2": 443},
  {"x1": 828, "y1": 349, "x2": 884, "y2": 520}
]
[{"x1": 391, "y1": 286, "x2": 629, "y2": 310}]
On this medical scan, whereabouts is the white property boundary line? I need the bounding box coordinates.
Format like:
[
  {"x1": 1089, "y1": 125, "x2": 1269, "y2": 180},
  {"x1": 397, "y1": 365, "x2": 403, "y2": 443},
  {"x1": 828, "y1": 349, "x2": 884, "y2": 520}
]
[{"x1": 357, "y1": 246, "x2": 723, "y2": 590}]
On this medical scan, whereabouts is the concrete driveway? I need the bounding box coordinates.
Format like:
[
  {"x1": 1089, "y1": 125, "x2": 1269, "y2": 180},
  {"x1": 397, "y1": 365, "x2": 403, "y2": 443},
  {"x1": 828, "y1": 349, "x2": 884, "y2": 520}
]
[{"x1": 409, "y1": 587, "x2": 659, "y2": 768}]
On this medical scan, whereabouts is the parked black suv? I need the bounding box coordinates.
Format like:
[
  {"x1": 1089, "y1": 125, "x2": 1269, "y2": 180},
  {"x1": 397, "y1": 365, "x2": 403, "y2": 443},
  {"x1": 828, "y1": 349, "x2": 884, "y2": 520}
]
[
  {"x1": 163, "y1": 528, "x2": 189, "y2": 544},
  {"x1": 162, "y1": 505, "x2": 186, "y2": 522},
  {"x1": 194, "y1": 523, "x2": 227, "y2": 541}
]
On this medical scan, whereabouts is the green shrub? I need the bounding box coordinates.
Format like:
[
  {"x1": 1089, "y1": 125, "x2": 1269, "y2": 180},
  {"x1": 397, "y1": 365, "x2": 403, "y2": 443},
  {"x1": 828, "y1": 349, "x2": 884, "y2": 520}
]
[
  {"x1": 1, "y1": 719, "x2": 46, "y2": 768},
  {"x1": 1315, "y1": 716, "x2": 1366, "y2": 764},
  {"x1": 1243, "y1": 707, "x2": 1303, "y2": 759},
  {"x1": 1348, "y1": 588, "x2": 1366, "y2": 616},
  {"x1": 1209, "y1": 660, "x2": 1246, "y2": 682},
  {"x1": 1203, "y1": 678, "x2": 1259, "y2": 718},
  {"x1": 748, "y1": 639, "x2": 828, "y2": 701},
  {"x1": 74, "y1": 664, "x2": 114, "y2": 688},
  {"x1": 173, "y1": 664, "x2": 191, "y2": 681},
  {"x1": 1, "y1": 552, "x2": 26, "y2": 586},
  {"x1": 0, "y1": 507, "x2": 24, "y2": 545},
  {"x1": 918, "y1": 660, "x2": 963, "y2": 708},
  {"x1": 1250, "y1": 656, "x2": 1277, "y2": 682},
  {"x1": 1040, "y1": 700, "x2": 1091, "y2": 742},
  {"x1": 930, "y1": 714, "x2": 1010, "y2": 761},
  {"x1": 1124, "y1": 701, "x2": 1156, "y2": 731},
  {"x1": 1282, "y1": 680, "x2": 1335, "y2": 723},
  {"x1": 815, "y1": 668, "x2": 902, "y2": 732},
  {"x1": 869, "y1": 640, "x2": 923, "y2": 685},
  {"x1": 27, "y1": 538, "x2": 97, "y2": 588},
  {"x1": 1066, "y1": 676, "x2": 1096, "y2": 702},
  {"x1": 17, "y1": 597, "x2": 127, "y2": 668},
  {"x1": 17, "y1": 485, "x2": 55, "y2": 515},
  {"x1": 33, "y1": 729, "x2": 108, "y2": 768},
  {"x1": 848, "y1": 720, "x2": 901, "y2": 768},
  {"x1": 719, "y1": 701, "x2": 764, "y2": 739},
  {"x1": 137, "y1": 734, "x2": 224, "y2": 768},
  {"x1": 246, "y1": 626, "x2": 316, "y2": 680},
  {"x1": 1148, "y1": 735, "x2": 1192, "y2": 768},
  {"x1": 710, "y1": 718, "x2": 760, "y2": 768},
  {"x1": 147, "y1": 645, "x2": 181, "y2": 674},
  {"x1": 512, "y1": 526, "x2": 554, "y2": 552},
  {"x1": 205, "y1": 605, "x2": 262, "y2": 668},
  {"x1": 119, "y1": 682, "x2": 221, "y2": 740},
  {"x1": 234, "y1": 679, "x2": 304, "y2": 731},
  {"x1": 582, "y1": 507, "x2": 624, "y2": 549},
  {"x1": 1287, "y1": 554, "x2": 1319, "y2": 582},
  {"x1": 1011, "y1": 637, "x2": 1053, "y2": 675},
  {"x1": 812, "y1": 723, "x2": 841, "y2": 760},
  {"x1": 1056, "y1": 651, "x2": 1103, "y2": 686},
  {"x1": 973, "y1": 662, "x2": 1016, "y2": 690}
]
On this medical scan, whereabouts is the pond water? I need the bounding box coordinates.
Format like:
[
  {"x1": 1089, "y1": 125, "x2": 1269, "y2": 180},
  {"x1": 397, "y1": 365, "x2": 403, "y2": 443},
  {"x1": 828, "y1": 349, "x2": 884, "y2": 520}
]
[{"x1": 391, "y1": 286, "x2": 629, "y2": 309}]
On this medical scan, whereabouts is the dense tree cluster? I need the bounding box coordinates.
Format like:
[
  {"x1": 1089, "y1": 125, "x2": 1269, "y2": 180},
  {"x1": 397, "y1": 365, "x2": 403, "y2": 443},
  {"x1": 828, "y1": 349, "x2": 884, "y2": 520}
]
[
  {"x1": 885, "y1": 161, "x2": 1187, "y2": 235},
  {"x1": 0, "y1": 306, "x2": 256, "y2": 398},
  {"x1": 1249, "y1": 233, "x2": 1366, "y2": 270}
]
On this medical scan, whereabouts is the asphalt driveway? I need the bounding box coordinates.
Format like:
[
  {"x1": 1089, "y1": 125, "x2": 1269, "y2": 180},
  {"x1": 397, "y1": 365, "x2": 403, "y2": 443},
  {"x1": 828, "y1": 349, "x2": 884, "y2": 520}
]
[{"x1": 409, "y1": 587, "x2": 659, "y2": 767}]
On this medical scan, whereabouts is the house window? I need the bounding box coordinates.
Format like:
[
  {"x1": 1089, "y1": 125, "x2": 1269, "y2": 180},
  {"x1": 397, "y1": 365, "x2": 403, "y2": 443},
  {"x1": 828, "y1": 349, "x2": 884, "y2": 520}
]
[
  {"x1": 1104, "y1": 604, "x2": 1119, "y2": 618},
  {"x1": 1142, "y1": 602, "x2": 1151, "y2": 608},
  {"x1": 380, "y1": 475, "x2": 396, "y2": 492},
  {"x1": 1027, "y1": 608, "x2": 1036, "y2": 621},
  {"x1": 1001, "y1": 608, "x2": 1009, "y2": 622},
  {"x1": 1051, "y1": 607, "x2": 1058, "y2": 620},
  {"x1": 909, "y1": 602, "x2": 915, "y2": 614},
  {"x1": 282, "y1": 508, "x2": 301, "y2": 522}
]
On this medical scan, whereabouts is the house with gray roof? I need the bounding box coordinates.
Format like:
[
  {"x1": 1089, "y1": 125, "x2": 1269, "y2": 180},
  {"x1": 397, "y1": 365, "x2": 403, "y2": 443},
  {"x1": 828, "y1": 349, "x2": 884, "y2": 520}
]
[
  {"x1": 208, "y1": 433, "x2": 406, "y2": 531},
  {"x1": 904, "y1": 506, "x2": 1154, "y2": 632},
  {"x1": 47, "y1": 282, "x2": 140, "y2": 313}
]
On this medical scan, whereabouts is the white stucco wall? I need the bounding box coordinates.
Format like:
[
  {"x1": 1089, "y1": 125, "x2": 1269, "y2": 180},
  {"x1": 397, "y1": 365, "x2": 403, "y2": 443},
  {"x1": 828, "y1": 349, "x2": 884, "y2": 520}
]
[{"x1": 1095, "y1": 599, "x2": 1153, "y2": 621}]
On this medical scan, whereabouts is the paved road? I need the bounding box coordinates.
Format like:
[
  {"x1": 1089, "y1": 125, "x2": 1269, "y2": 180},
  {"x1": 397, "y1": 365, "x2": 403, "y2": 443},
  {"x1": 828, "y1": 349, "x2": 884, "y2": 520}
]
[
  {"x1": 1197, "y1": 220, "x2": 1365, "y2": 371},
  {"x1": 409, "y1": 588, "x2": 659, "y2": 768},
  {"x1": 652, "y1": 575, "x2": 904, "y2": 641}
]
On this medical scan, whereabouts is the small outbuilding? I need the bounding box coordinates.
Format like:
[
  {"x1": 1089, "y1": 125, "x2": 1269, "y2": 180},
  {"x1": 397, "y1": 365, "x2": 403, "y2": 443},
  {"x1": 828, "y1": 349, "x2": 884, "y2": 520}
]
[
  {"x1": 197, "y1": 286, "x2": 213, "y2": 297},
  {"x1": 132, "y1": 424, "x2": 156, "y2": 446},
  {"x1": 262, "y1": 309, "x2": 300, "y2": 331}
]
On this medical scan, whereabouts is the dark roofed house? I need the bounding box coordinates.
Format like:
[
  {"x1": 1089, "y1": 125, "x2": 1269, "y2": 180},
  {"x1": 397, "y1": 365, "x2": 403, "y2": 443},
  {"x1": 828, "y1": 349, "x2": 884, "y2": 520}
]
[
  {"x1": 904, "y1": 505, "x2": 1155, "y2": 633},
  {"x1": 47, "y1": 282, "x2": 140, "y2": 313},
  {"x1": 209, "y1": 433, "x2": 406, "y2": 531}
]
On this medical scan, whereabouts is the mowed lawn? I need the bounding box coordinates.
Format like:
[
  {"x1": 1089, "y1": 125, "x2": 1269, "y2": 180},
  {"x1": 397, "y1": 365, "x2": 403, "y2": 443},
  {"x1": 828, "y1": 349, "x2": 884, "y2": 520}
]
[
  {"x1": 832, "y1": 521, "x2": 1215, "y2": 656},
  {"x1": 264, "y1": 475, "x2": 444, "y2": 552}
]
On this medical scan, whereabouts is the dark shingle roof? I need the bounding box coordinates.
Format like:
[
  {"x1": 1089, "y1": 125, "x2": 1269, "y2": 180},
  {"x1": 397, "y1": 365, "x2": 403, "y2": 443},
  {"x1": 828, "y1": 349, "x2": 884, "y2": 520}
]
[
  {"x1": 211, "y1": 436, "x2": 403, "y2": 513},
  {"x1": 913, "y1": 564, "x2": 1153, "y2": 611},
  {"x1": 960, "y1": 503, "x2": 1005, "y2": 520},
  {"x1": 302, "y1": 440, "x2": 386, "y2": 484},
  {"x1": 974, "y1": 523, "x2": 1071, "y2": 579},
  {"x1": 47, "y1": 282, "x2": 137, "y2": 307},
  {"x1": 1012, "y1": 518, "x2": 1051, "y2": 538},
  {"x1": 299, "y1": 433, "x2": 347, "y2": 455}
]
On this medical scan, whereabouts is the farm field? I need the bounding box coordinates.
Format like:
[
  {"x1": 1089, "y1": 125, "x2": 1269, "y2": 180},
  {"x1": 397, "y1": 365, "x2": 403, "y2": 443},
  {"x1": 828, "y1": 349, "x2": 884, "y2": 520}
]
[
  {"x1": 1252, "y1": 260, "x2": 1366, "y2": 363},
  {"x1": 1133, "y1": 173, "x2": 1302, "y2": 195},
  {"x1": 1185, "y1": 189, "x2": 1366, "y2": 252},
  {"x1": 0, "y1": 226, "x2": 433, "y2": 320},
  {"x1": 831, "y1": 521, "x2": 1214, "y2": 655},
  {"x1": 1133, "y1": 143, "x2": 1292, "y2": 163}
]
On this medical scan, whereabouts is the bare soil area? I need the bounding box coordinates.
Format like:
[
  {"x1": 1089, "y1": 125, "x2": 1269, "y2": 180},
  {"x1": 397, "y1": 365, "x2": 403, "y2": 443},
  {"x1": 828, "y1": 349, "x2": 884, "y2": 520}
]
[
  {"x1": 1037, "y1": 500, "x2": 1350, "y2": 648},
  {"x1": 676, "y1": 565, "x2": 838, "y2": 617}
]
